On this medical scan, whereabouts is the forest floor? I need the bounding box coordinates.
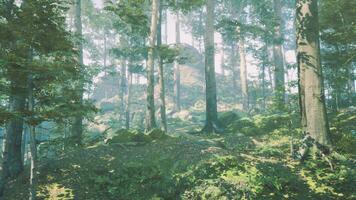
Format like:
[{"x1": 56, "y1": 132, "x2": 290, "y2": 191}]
[{"x1": 3, "y1": 111, "x2": 356, "y2": 200}]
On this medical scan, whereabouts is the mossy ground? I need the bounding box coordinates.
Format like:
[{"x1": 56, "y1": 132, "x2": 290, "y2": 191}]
[{"x1": 3, "y1": 110, "x2": 356, "y2": 200}]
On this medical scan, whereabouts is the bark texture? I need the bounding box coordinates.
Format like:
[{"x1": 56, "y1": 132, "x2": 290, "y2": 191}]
[
  {"x1": 296, "y1": 0, "x2": 331, "y2": 146},
  {"x1": 203, "y1": 0, "x2": 219, "y2": 133},
  {"x1": 125, "y1": 70, "x2": 132, "y2": 129},
  {"x1": 27, "y1": 76, "x2": 37, "y2": 200},
  {"x1": 119, "y1": 48, "x2": 127, "y2": 118},
  {"x1": 157, "y1": 4, "x2": 167, "y2": 132},
  {"x1": 273, "y1": 0, "x2": 286, "y2": 108},
  {"x1": 145, "y1": 0, "x2": 159, "y2": 131},
  {"x1": 238, "y1": 36, "x2": 248, "y2": 110}
]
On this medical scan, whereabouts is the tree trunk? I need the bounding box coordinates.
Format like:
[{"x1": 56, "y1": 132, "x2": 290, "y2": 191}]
[
  {"x1": 173, "y1": 11, "x2": 181, "y2": 112},
  {"x1": 119, "y1": 50, "x2": 127, "y2": 119},
  {"x1": 1, "y1": 65, "x2": 26, "y2": 181},
  {"x1": 0, "y1": 5, "x2": 26, "y2": 194},
  {"x1": 238, "y1": 37, "x2": 249, "y2": 111},
  {"x1": 298, "y1": 50, "x2": 307, "y2": 131},
  {"x1": 202, "y1": 0, "x2": 219, "y2": 133},
  {"x1": 273, "y1": 0, "x2": 286, "y2": 109},
  {"x1": 72, "y1": 0, "x2": 84, "y2": 145},
  {"x1": 27, "y1": 76, "x2": 37, "y2": 200},
  {"x1": 296, "y1": 0, "x2": 331, "y2": 146},
  {"x1": 348, "y1": 63, "x2": 355, "y2": 105},
  {"x1": 125, "y1": 70, "x2": 132, "y2": 129},
  {"x1": 261, "y1": 38, "x2": 269, "y2": 111},
  {"x1": 157, "y1": 3, "x2": 167, "y2": 132},
  {"x1": 230, "y1": 43, "x2": 239, "y2": 103},
  {"x1": 145, "y1": 0, "x2": 159, "y2": 131},
  {"x1": 235, "y1": 3, "x2": 248, "y2": 111},
  {"x1": 21, "y1": 126, "x2": 29, "y2": 164}
]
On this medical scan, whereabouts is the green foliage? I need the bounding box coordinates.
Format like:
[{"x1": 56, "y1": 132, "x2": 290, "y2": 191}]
[
  {"x1": 330, "y1": 107, "x2": 356, "y2": 154},
  {"x1": 253, "y1": 113, "x2": 292, "y2": 133},
  {"x1": 226, "y1": 117, "x2": 262, "y2": 136}
]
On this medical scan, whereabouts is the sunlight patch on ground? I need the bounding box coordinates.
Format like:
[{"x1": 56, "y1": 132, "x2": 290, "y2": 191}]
[
  {"x1": 299, "y1": 169, "x2": 343, "y2": 197},
  {"x1": 38, "y1": 183, "x2": 74, "y2": 200}
]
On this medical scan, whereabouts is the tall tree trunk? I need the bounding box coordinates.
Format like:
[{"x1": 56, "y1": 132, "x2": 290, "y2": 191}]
[
  {"x1": 173, "y1": 11, "x2": 181, "y2": 112},
  {"x1": 0, "y1": 5, "x2": 26, "y2": 195},
  {"x1": 261, "y1": 38, "x2": 269, "y2": 111},
  {"x1": 72, "y1": 0, "x2": 84, "y2": 145},
  {"x1": 27, "y1": 76, "x2": 37, "y2": 200},
  {"x1": 146, "y1": 0, "x2": 159, "y2": 131},
  {"x1": 202, "y1": 0, "x2": 219, "y2": 133},
  {"x1": 273, "y1": 0, "x2": 286, "y2": 109},
  {"x1": 157, "y1": 3, "x2": 167, "y2": 132},
  {"x1": 198, "y1": 10, "x2": 203, "y2": 54},
  {"x1": 348, "y1": 63, "x2": 355, "y2": 105},
  {"x1": 298, "y1": 51, "x2": 307, "y2": 131},
  {"x1": 21, "y1": 126, "x2": 29, "y2": 164},
  {"x1": 125, "y1": 70, "x2": 132, "y2": 129},
  {"x1": 238, "y1": 36, "x2": 249, "y2": 111},
  {"x1": 119, "y1": 46, "x2": 127, "y2": 119},
  {"x1": 1, "y1": 66, "x2": 26, "y2": 181},
  {"x1": 230, "y1": 43, "x2": 239, "y2": 103},
  {"x1": 235, "y1": 3, "x2": 248, "y2": 111},
  {"x1": 296, "y1": 0, "x2": 331, "y2": 146}
]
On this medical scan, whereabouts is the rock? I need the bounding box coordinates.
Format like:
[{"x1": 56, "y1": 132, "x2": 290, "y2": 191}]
[
  {"x1": 105, "y1": 129, "x2": 151, "y2": 144},
  {"x1": 219, "y1": 111, "x2": 240, "y2": 128}
]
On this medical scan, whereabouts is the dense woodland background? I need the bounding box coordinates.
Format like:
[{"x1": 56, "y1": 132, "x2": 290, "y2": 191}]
[{"x1": 0, "y1": 0, "x2": 355, "y2": 199}]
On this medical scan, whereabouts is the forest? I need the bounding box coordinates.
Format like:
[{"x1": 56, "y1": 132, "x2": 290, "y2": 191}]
[{"x1": 0, "y1": 0, "x2": 355, "y2": 199}]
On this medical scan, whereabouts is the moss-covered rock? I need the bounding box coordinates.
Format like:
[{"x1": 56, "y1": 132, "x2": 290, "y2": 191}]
[
  {"x1": 218, "y1": 111, "x2": 240, "y2": 128},
  {"x1": 227, "y1": 117, "x2": 261, "y2": 135},
  {"x1": 105, "y1": 129, "x2": 151, "y2": 144},
  {"x1": 253, "y1": 113, "x2": 291, "y2": 133}
]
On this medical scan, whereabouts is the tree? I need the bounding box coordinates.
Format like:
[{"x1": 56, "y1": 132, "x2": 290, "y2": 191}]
[
  {"x1": 202, "y1": 0, "x2": 219, "y2": 133},
  {"x1": 296, "y1": 0, "x2": 331, "y2": 146},
  {"x1": 72, "y1": 0, "x2": 84, "y2": 145},
  {"x1": 237, "y1": 26, "x2": 249, "y2": 111},
  {"x1": 119, "y1": 37, "x2": 127, "y2": 119},
  {"x1": 146, "y1": 0, "x2": 159, "y2": 131},
  {"x1": 157, "y1": 2, "x2": 167, "y2": 132},
  {"x1": 273, "y1": 0, "x2": 286, "y2": 109},
  {"x1": 319, "y1": 0, "x2": 356, "y2": 110},
  {"x1": 173, "y1": 10, "x2": 181, "y2": 112},
  {"x1": 0, "y1": 0, "x2": 26, "y2": 184}
]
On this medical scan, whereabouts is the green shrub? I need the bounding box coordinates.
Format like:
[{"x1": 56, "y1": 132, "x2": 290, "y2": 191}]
[
  {"x1": 330, "y1": 107, "x2": 356, "y2": 154},
  {"x1": 253, "y1": 113, "x2": 291, "y2": 133}
]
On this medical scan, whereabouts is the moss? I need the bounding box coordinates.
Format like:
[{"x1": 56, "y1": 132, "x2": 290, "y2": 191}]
[
  {"x1": 218, "y1": 111, "x2": 240, "y2": 128},
  {"x1": 106, "y1": 129, "x2": 152, "y2": 144},
  {"x1": 227, "y1": 117, "x2": 262, "y2": 135}
]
